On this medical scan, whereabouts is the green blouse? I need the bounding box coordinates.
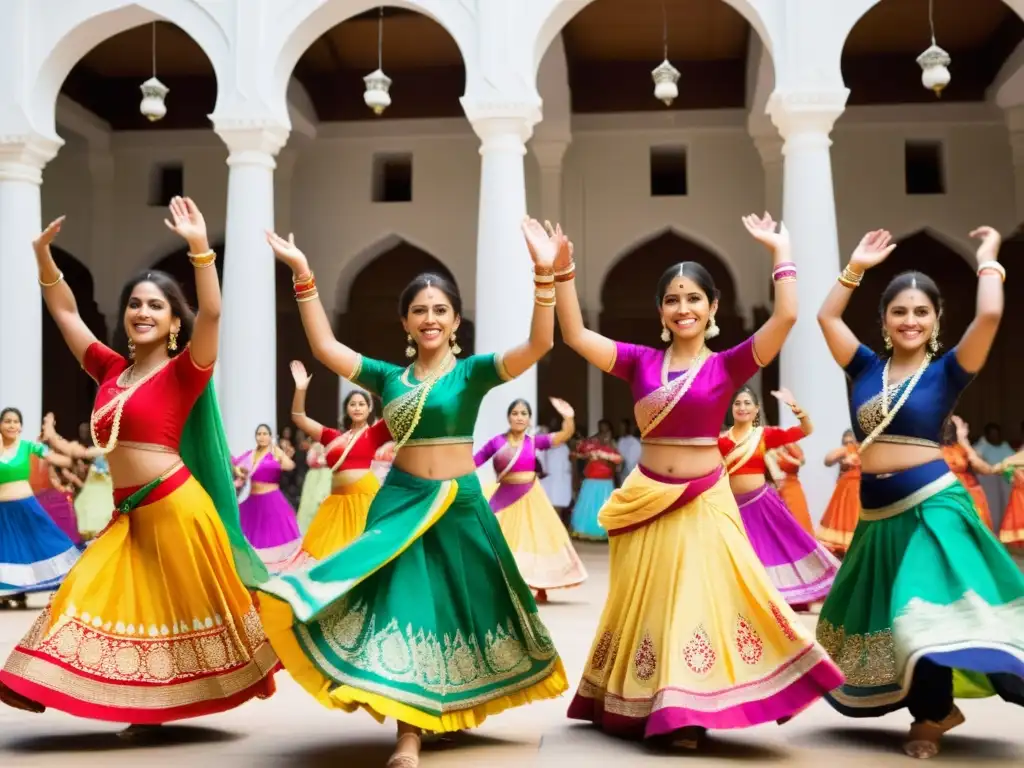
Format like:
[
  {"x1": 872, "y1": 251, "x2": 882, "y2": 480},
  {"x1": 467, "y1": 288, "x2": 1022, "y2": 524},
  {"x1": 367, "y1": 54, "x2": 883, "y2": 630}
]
[
  {"x1": 0, "y1": 439, "x2": 48, "y2": 486},
  {"x1": 351, "y1": 353, "x2": 510, "y2": 447}
]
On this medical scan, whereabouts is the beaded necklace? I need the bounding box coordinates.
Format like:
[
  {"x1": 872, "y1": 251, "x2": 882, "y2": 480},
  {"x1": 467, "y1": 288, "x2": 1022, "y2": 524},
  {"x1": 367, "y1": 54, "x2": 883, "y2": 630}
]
[
  {"x1": 90, "y1": 358, "x2": 172, "y2": 454},
  {"x1": 861, "y1": 353, "x2": 932, "y2": 452},
  {"x1": 384, "y1": 350, "x2": 454, "y2": 451}
]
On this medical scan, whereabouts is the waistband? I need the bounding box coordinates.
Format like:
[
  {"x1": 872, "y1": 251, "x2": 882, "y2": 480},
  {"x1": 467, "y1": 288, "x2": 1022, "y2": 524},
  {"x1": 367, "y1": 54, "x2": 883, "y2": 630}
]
[
  {"x1": 638, "y1": 463, "x2": 724, "y2": 485},
  {"x1": 113, "y1": 462, "x2": 189, "y2": 511},
  {"x1": 860, "y1": 459, "x2": 957, "y2": 521},
  {"x1": 332, "y1": 471, "x2": 380, "y2": 495},
  {"x1": 384, "y1": 464, "x2": 481, "y2": 493},
  {"x1": 499, "y1": 471, "x2": 536, "y2": 485},
  {"x1": 641, "y1": 437, "x2": 718, "y2": 447}
]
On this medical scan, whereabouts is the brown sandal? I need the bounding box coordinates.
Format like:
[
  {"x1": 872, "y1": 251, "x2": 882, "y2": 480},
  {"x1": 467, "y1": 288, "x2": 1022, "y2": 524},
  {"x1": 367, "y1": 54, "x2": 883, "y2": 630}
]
[{"x1": 903, "y1": 706, "x2": 965, "y2": 759}]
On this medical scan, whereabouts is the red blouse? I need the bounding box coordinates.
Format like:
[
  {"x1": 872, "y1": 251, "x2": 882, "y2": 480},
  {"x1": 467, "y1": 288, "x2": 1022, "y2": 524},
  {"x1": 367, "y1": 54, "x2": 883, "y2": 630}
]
[
  {"x1": 719, "y1": 425, "x2": 805, "y2": 476},
  {"x1": 318, "y1": 420, "x2": 392, "y2": 471},
  {"x1": 85, "y1": 342, "x2": 212, "y2": 453},
  {"x1": 578, "y1": 438, "x2": 620, "y2": 480},
  {"x1": 774, "y1": 443, "x2": 804, "y2": 475}
]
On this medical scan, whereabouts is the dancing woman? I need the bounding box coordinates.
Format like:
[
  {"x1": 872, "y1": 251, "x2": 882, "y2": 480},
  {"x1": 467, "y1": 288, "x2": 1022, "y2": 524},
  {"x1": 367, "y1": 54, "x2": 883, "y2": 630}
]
[
  {"x1": 993, "y1": 450, "x2": 1024, "y2": 548},
  {"x1": 257, "y1": 222, "x2": 566, "y2": 768},
  {"x1": 940, "y1": 415, "x2": 994, "y2": 529},
  {"x1": 766, "y1": 441, "x2": 815, "y2": 535},
  {"x1": 816, "y1": 227, "x2": 1024, "y2": 758},
  {"x1": 557, "y1": 213, "x2": 842, "y2": 748},
  {"x1": 570, "y1": 420, "x2": 621, "y2": 541},
  {"x1": 817, "y1": 431, "x2": 862, "y2": 556},
  {"x1": 287, "y1": 362, "x2": 393, "y2": 565},
  {"x1": 474, "y1": 397, "x2": 587, "y2": 603},
  {"x1": 719, "y1": 386, "x2": 839, "y2": 609},
  {"x1": 0, "y1": 407, "x2": 79, "y2": 610},
  {"x1": 0, "y1": 199, "x2": 277, "y2": 728},
  {"x1": 234, "y1": 424, "x2": 301, "y2": 571}
]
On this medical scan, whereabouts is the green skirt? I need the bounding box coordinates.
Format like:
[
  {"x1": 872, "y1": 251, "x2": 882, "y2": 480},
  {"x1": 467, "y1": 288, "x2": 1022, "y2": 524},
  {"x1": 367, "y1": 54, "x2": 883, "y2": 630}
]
[
  {"x1": 258, "y1": 466, "x2": 567, "y2": 731},
  {"x1": 817, "y1": 479, "x2": 1024, "y2": 716},
  {"x1": 297, "y1": 467, "x2": 332, "y2": 533}
]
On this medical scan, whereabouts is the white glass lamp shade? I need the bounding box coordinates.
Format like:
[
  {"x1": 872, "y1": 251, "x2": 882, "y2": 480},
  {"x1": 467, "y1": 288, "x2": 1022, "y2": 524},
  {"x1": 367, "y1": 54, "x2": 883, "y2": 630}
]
[
  {"x1": 917, "y1": 44, "x2": 951, "y2": 96},
  {"x1": 139, "y1": 76, "x2": 169, "y2": 122},
  {"x1": 363, "y1": 68, "x2": 393, "y2": 115},
  {"x1": 652, "y1": 59, "x2": 681, "y2": 106}
]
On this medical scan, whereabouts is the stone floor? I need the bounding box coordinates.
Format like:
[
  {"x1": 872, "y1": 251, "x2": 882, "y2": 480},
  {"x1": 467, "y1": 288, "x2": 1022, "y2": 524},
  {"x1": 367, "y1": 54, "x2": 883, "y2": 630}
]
[{"x1": 1, "y1": 543, "x2": 1021, "y2": 767}]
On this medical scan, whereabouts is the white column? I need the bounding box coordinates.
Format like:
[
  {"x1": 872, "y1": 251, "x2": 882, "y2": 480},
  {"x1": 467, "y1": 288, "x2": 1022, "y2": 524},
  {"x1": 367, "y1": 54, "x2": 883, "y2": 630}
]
[
  {"x1": 213, "y1": 122, "x2": 288, "y2": 452},
  {"x1": 532, "y1": 140, "x2": 569, "y2": 224},
  {"x1": 1005, "y1": 106, "x2": 1024, "y2": 224},
  {"x1": 0, "y1": 136, "x2": 60, "y2": 430},
  {"x1": 768, "y1": 89, "x2": 850, "y2": 523},
  {"x1": 466, "y1": 111, "x2": 537, "y2": 455}
]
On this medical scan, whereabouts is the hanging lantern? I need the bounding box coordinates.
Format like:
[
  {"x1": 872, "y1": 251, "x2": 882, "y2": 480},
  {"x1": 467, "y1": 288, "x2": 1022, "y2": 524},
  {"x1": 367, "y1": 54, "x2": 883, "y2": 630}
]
[
  {"x1": 917, "y1": 43, "x2": 951, "y2": 96},
  {"x1": 652, "y1": 59, "x2": 680, "y2": 106},
  {"x1": 139, "y1": 76, "x2": 169, "y2": 122},
  {"x1": 363, "y1": 68, "x2": 392, "y2": 115}
]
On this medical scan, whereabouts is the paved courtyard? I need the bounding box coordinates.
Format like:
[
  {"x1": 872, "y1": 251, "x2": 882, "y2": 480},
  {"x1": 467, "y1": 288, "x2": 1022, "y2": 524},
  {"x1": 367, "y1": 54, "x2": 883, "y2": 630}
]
[{"x1": 1, "y1": 544, "x2": 1021, "y2": 767}]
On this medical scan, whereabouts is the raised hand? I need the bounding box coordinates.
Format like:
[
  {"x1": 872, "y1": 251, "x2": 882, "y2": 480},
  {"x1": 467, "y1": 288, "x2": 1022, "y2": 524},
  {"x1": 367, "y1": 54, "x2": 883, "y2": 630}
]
[
  {"x1": 951, "y1": 415, "x2": 969, "y2": 442},
  {"x1": 290, "y1": 360, "x2": 313, "y2": 390},
  {"x1": 741, "y1": 212, "x2": 788, "y2": 252},
  {"x1": 770, "y1": 387, "x2": 797, "y2": 408},
  {"x1": 164, "y1": 197, "x2": 209, "y2": 251},
  {"x1": 266, "y1": 230, "x2": 310, "y2": 275},
  {"x1": 549, "y1": 397, "x2": 575, "y2": 420},
  {"x1": 849, "y1": 229, "x2": 897, "y2": 271},
  {"x1": 522, "y1": 217, "x2": 560, "y2": 268},
  {"x1": 42, "y1": 412, "x2": 57, "y2": 441},
  {"x1": 33, "y1": 217, "x2": 65, "y2": 255},
  {"x1": 969, "y1": 226, "x2": 1002, "y2": 264}
]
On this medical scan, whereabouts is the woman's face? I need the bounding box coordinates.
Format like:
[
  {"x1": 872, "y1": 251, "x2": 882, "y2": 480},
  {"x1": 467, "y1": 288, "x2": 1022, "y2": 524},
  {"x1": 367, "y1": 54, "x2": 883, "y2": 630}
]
[
  {"x1": 659, "y1": 276, "x2": 717, "y2": 342},
  {"x1": 255, "y1": 426, "x2": 272, "y2": 448},
  {"x1": 403, "y1": 286, "x2": 459, "y2": 355},
  {"x1": 347, "y1": 394, "x2": 370, "y2": 425},
  {"x1": 0, "y1": 411, "x2": 22, "y2": 442},
  {"x1": 732, "y1": 392, "x2": 758, "y2": 425},
  {"x1": 598, "y1": 421, "x2": 613, "y2": 439},
  {"x1": 842, "y1": 431, "x2": 855, "y2": 447},
  {"x1": 883, "y1": 288, "x2": 936, "y2": 355},
  {"x1": 507, "y1": 404, "x2": 531, "y2": 434},
  {"x1": 280, "y1": 426, "x2": 294, "y2": 441},
  {"x1": 124, "y1": 281, "x2": 179, "y2": 350}
]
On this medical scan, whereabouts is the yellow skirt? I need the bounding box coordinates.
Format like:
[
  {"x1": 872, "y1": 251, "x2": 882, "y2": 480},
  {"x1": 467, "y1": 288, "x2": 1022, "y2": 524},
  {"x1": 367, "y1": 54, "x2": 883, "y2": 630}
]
[
  {"x1": 485, "y1": 481, "x2": 587, "y2": 591},
  {"x1": 301, "y1": 472, "x2": 378, "y2": 560},
  {"x1": 0, "y1": 474, "x2": 279, "y2": 723},
  {"x1": 568, "y1": 468, "x2": 843, "y2": 736}
]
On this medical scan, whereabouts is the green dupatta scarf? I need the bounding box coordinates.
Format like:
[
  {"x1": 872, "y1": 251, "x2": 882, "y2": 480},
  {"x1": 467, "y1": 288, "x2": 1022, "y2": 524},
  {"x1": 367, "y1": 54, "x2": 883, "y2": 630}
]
[{"x1": 179, "y1": 381, "x2": 270, "y2": 588}]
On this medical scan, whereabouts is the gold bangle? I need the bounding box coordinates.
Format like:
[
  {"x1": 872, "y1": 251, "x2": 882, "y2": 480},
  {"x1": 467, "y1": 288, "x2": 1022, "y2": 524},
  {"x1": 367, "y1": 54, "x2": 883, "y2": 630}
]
[
  {"x1": 293, "y1": 271, "x2": 313, "y2": 285},
  {"x1": 555, "y1": 261, "x2": 576, "y2": 277},
  {"x1": 296, "y1": 292, "x2": 320, "y2": 303},
  {"x1": 188, "y1": 250, "x2": 216, "y2": 266},
  {"x1": 38, "y1": 271, "x2": 64, "y2": 288}
]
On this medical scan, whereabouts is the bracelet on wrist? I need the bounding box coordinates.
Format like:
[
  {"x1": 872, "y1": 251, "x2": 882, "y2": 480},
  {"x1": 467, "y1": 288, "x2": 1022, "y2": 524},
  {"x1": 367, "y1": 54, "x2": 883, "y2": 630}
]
[
  {"x1": 976, "y1": 260, "x2": 1006, "y2": 282},
  {"x1": 555, "y1": 261, "x2": 576, "y2": 277},
  {"x1": 188, "y1": 249, "x2": 216, "y2": 268}
]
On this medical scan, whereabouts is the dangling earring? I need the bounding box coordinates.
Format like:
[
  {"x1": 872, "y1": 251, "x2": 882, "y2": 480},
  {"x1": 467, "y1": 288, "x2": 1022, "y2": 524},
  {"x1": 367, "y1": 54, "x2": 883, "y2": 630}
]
[
  {"x1": 753, "y1": 410, "x2": 761, "y2": 427},
  {"x1": 450, "y1": 332, "x2": 462, "y2": 356},
  {"x1": 929, "y1": 323, "x2": 941, "y2": 353},
  {"x1": 128, "y1": 339, "x2": 136, "y2": 359},
  {"x1": 405, "y1": 334, "x2": 416, "y2": 359},
  {"x1": 168, "y1": 331, "x2": 178, "y2": 352},
  {"x1": 660, "y1": 324, "x2": 671, "y2": 343},
  {"x1": 883, "y1": 330, "x2": 893, "y2": 351},
  {"x1": 704, "y1": 314, "x2": 720, "y2": 339}
]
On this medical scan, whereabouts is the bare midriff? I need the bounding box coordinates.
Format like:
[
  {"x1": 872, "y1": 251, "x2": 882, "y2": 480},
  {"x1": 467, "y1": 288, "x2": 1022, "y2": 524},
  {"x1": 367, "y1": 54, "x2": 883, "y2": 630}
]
[
  {"x1": 333, "y1": 468, "x2": 372, "y2": 488},
  {"x1": 639, "y1": 443, "x2": 723, "y2": 480},
  {"x1": 393, "y1": 444, "x2": 476, "y2": 480},
  {"x1": 859, "y1": 443, "x2": 942, "y2": 475},
  {"x1": 728, "y1": 474, "x2": 767, "y2": 496},
  {"x1": 0, "y1": 480, "x2": 34, "y2": 502},
  {"x1": 501, "y1": 472, "x2": 537, "y2": 485},
  {"x1": 106, "y1": 446, "x2": 185, "y2": 490},
  {"x1": 251, "y1": 482, "x2": 280, "y2": 495}
]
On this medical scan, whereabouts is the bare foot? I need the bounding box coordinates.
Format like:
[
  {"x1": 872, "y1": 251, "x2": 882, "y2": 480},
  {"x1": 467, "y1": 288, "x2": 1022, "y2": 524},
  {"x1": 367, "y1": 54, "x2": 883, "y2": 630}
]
[{"x1": 386, "y1": 730, "x2": 421, "y2": 767}]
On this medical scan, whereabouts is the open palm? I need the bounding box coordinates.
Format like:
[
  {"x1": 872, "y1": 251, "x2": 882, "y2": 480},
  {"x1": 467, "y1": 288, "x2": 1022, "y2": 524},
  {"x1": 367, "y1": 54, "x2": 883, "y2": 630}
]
[
  {"x1": 549, "y1": 397, "x2": 575, "y2": 420},
  {"x1": 742, "y1": 212, "x2": 788, "y2": 252},
  {"x1": 33, "y1": 217, "x2": 65, "y2": 254},
  {"x1": 266, "y1": 230, "x2": 309, "y2": 273},
  {"x1": 969, "y1": 226, "x2": 1001, "y2": 264},
  {"x1": 290, "y1": 360, "x2": 313, "y2": 389},
  {"x1": 770, "y1": 387, "x2": 796, "y2": 408},
  {"x1": 164, "y1": 196, "x2": 208, "y2": 247},
  {"x1": 849, "y1": 229, "x2": 897, "y2": 270},
  {"x1": 522, "y1": 217, "x2": 559, "y2": 267}
]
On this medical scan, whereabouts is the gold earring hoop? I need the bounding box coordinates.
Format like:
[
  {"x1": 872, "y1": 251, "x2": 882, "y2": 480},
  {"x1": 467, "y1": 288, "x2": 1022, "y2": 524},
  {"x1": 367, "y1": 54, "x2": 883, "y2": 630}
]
[{"x1": 405, "y1": 334, "x2": 416, "y2": 358}]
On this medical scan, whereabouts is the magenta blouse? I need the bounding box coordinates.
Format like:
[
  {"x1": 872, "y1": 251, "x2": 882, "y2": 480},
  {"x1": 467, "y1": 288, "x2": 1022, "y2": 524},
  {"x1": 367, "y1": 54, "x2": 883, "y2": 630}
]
[
  {"x1": 475, "y1": 433, "x2": 554, "y2": 513},
  {"x1": 234, "y1": 450, "x2": 282, "y2": 484},
  {"x1": 608, "y1": 336, "x2": 762, "y2": 444}
]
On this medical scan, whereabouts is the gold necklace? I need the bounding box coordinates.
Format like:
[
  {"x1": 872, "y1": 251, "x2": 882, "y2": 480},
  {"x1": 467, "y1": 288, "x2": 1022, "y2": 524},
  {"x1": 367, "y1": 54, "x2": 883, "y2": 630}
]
[{"x1": 661, "y1": 344, "x2": 709, "y2": 388}]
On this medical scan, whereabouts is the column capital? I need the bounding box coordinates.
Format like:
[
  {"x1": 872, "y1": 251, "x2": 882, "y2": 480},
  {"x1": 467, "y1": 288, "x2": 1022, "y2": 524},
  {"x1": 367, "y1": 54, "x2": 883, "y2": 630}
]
[
  {"x1": 211, "y1": 115, "x2": 290, "y2": 168},
  {"x1": 767, "y1": 88, "x2": 849, "y2": 141},
  {"x1": 0, "y1": 133, "x2": 62, "y2": 184},
  {"x1": 462, "y1": 99, "x2": 540, "y2": 149}
]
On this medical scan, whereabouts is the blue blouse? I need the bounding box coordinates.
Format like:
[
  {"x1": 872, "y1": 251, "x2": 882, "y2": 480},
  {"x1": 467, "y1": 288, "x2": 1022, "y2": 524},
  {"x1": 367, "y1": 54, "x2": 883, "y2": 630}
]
[{"x1": 845, "y1": 344, "x2": 973, "y2": 449}]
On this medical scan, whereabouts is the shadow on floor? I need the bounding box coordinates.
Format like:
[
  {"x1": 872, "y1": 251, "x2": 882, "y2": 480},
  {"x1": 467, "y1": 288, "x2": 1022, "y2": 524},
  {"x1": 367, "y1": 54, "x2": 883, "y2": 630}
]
[
  {"x1": 3, "y1": 725, "x2": 242, "y2": 753},
  {"x1": 269, "y1": 730, "x2": 526, "y2": 767},
  {"x1": 550, "y1": 723, "x2": 789, "y2": 762},
  {"x1": 792, "y1": 726, "x2": 1020, "y2": 759}
]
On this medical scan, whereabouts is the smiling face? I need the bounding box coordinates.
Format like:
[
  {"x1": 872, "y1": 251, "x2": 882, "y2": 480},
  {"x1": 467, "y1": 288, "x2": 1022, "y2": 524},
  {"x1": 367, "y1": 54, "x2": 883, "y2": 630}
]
[
  {"x1": 507, "y1": 403, "x2": 531, "y2": 435},
  {"x1": 732, "y1": 391, "x2": 759, "y2": 426},
  {"x1": 255, "y1": 425, "x2": 272, "y2": 449},
  {"x1": 0, "y1": 410, "x2": 22, "y2": 444},
  {"x1": 402, "y1": 286, "x2": 460, "y2": 354},
  {"x1": 347, "y1": 393, "x2": 370, "y2": 426},
  {"x1": 883, "y1": 288, "x2": 937, "y2": 356},
  {"x1": 123, "y1": 281, "x2": 180, "y2": 351},
  {"x1": 660, "y1": 276, "x2": 717, "y2": 342}
]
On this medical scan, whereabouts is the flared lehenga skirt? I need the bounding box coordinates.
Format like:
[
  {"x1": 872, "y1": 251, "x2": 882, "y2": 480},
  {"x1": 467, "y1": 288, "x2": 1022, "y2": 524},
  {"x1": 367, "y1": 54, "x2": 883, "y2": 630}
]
[
  {"x1": 778, "y1": 475, "x2": 815, "y2": 535},
  {"x1": 74, "y1": 468, "x2": 115, "y2": 540},
  {"x1": 35, "y1": 490, "x2": 83, "y2": 548},
  {"x1": 0, "y1": 496, "x2": 80, "y2": 597},
  {"x1": 735, "y1": 484, "x2": 840, "y2": 606},
  {"x1": 571, "y1": 478, "x2": 613, "y2": 541},
  {"x1": 0, "y1": 469, "x2": 279, "y2": 722},
  {"x1": 279, "y1": 472, "x2": 379, "y2": 572},
  {"x1": 818, "y1": 463, "x2": 1024, "y2": 718},
  {"x1": 999, "y1": 481, "x2": 1024, "y2": 548},
  {"x1": 567, "y1": 467, "x2": 843, "y2": 737},
  {"x1": 818, "y1": 470, "x2": 861, "y2": 556},
  {"x1": 297, "y1": 467, "x2": 333, "y2": 534},
  {"x1": 239, "y1": 488, "x2": 301, "y2": 572},
  {"x1": 257, "y1": 467, "x2": 567, "y2": 733},
  {"x1": 487, "y1": 480, "x2": 587, "y2": 591}
]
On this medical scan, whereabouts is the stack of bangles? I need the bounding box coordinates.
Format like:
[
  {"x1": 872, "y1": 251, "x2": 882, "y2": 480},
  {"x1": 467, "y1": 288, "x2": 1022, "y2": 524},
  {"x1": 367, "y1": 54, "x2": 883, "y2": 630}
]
[
  {"x1": 535, "y1": 265, "x2": 555, "y2": 307},
  {"x1": 188, "y1": 249, "x2": 216, "y2": 269},
  {"x1": 293, "y1": 271, "x2": 318, "y2": 303},
  {"x1": 772, "y1": 261, "x2": 797, "y2": 284},
  {"x1": 977, "y1": 260, "x2": 1006, "y2": 282},
  {"x1": 838, "y1": 264, "x2": 864, "y2": 289}
]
